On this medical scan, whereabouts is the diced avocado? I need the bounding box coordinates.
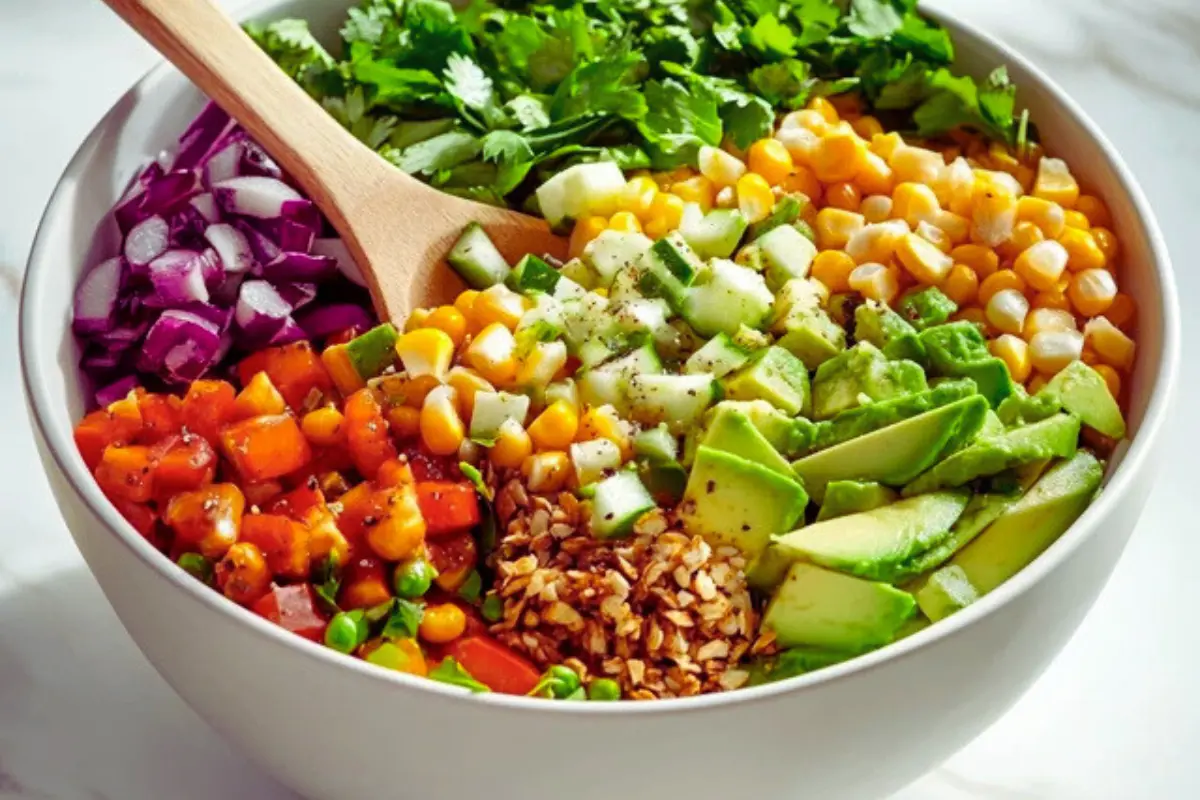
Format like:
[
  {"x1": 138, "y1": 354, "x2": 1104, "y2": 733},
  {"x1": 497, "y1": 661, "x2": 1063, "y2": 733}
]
[
  {"x1": 590, "y1": 471, "x2": 657, "y2": 539},
  {"x1": 732, "y1": 324, "x2": 771, "y2": 352},
  {"x1": 684, "y1": 332, "x2": 751, "y2": 378},
  {"x1": 576, "y1": 339, "x2": 663, "y2": 410},
  {"x1": 681, "y1": 259, "x2": 775, "y2": 337},
  {"x1": 679, "y1": 446, "x2": 808, "y2": 564},
  {"x1": 447, "y1": 223, "x2": 510, "y2": 289},
  {"x1": 584, "y1": 230, "x2": 654, "y2": 287},
  {"x1": 793, "y1": 395, "x2": 990, "y2": 502},
  {"x1": 774, "y1": 491, "x2": 970, "y2": 583},
  {"x1": 777, "y1": 308, "x2": 846, "y2": 370},
  {"x1": 638, "y1": 459, "x2": 688, "y2": 507},
  {"x1": 756, "y1": 224, "x2": 818, "y2": 290},
  {"x1": 747, "y1": 194, "x2": 809, "y2": 241},
  {"x1": 626, "y1": 373, "x2": 719, "y2": 434},
  {"x1": 826, "y1": 293, "x2": 861, "y2": 328},
  {"x1": 633, "y1": 424, "x2": 678, "y2": 463},
  {"x1": 975, "y1": 409, "x2": 1006, "y2": 441},
  {"x1": 808, "y1": 379, "x2": 978, "y2": 453},
  {"x1": 680, "y1": 208, "x2": 749, "y2": 259},
  {"x1": 469, "y1": 391, "x2": 531, "y2": 443},
  {"x1": 346, "y1": 323, "x2": 399, "y2": 379},
  {"x1": 817, "y1": 481, "x2": 898, "y2": 522},
  {"x1": 745, "y1": 645, "x2": 859, "y2": 686},
  {"x1": 897, "y1": 491, "x2": 1020, "y2": 583},
  {"x1": 916, "y1": 565, "x2": 980, "y2": 621},
  {"x1": 1040, "y1": 360, "x2": 1126, "y2": 439},
  {"x1": 704, "y1": 400, "x2": 816, "y2": 458},
  {"x1": 996, "y1": 385, "x2": 1061, "y2": 427},
  {"x1": 811, "y1": 342, "x2": 928, "y2": 420},
  {"x1": 722, "y1": 346, "x2": 811, "y2": 417},
  {"x1": 946, "y1": 450, "x2": 1104, "y2": 594},
  {"x1": 506, "y1": 254, "x2": 560, "y2": 295},
  {"x1": 770, "y1": 278, "x2": 828, "y2": 329},
  {"x1": 763, "y1": 563, "x2": 916, "y2": 650},
  {"x1": 700, "y1": 406, "x2": 794, "y2": 478},
  {"x1": 854, "y1": 301, "x2": 925, "y2": 363},
  {"x1": 920, "y1": 322, "x2": 1015, "y2": 407},
  {"x1": 902, "y1": 413, "x2": 1082, "y2": 496},
  {"x1": 897, "y1": 286, "x2": 957, "y2": 330}
]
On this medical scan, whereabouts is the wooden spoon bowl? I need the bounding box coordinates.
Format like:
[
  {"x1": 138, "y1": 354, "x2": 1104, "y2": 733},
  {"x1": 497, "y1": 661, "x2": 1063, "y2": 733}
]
[{"x1": 101, "y1": 0, "x2": 567, "y2": 322}]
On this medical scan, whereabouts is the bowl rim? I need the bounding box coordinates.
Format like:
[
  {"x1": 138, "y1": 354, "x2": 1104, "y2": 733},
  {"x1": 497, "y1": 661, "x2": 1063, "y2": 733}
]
[{"x1": 19, "y1": 0, "x2": 1180, "y2": 717}]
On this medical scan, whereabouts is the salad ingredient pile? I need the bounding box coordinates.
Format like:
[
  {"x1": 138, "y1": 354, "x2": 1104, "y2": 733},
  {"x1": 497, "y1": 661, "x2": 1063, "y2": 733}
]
[{"x1": 70, "y1": 0, "x2": 1138, "y2": 700}]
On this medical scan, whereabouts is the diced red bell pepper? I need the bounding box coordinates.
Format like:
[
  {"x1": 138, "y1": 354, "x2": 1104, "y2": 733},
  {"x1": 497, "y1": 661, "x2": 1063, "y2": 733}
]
[
  {"x1": 339, "y1": 548, "x2": 392, "y2": 609},
  {"x1": 253, "y1": 583, "x2": 328, "y2": 641},
  {"x1": 136, "y1": 391, "x2": 184, "y2": 442},
  {"x1": 399, "y1": 444, "x2": 459, "y2": 481},
  {"x1": 153, "y1": 434, "x2": 217, "y2": 500},
  {"x1": 236, "y1": 351, "x2": 272, "y2": 389},
  {"x1": 74, "y1": 401, "x2": 144, "y2": 470},
  {"x1": 240, "y1": 513, "x2": 311, "y2": 580},
  {"x1": 343, "y1": 389, "x2": 397, "y2": 480},
  {"x1": 181, "y1": 379, "x2": 238, "y2": 446},
  {"x1": 416, "y1": 481, "x2": 480, "y2": 536},
  {"x1": 112, "y1": 497, "x2": 159, "y2": 541},
  {"x1": 425, "y1": 531, "x2": 478, "y2": 592},
  {"x1": 220, "y1": 414, "x2": 313, "y2": 483},
  {"x1": 269, "y1": 484, "x2": 325, "y2": 520},
  {"x1": 444, "y1": 637, "x2": 541, "y2": 696}
]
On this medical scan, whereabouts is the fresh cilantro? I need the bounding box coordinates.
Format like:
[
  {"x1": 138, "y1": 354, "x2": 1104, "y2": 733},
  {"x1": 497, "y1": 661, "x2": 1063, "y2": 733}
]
[
  {"x1": 642, "y1": 25, "x2": 702, "y2": 70},
  {"x1": 749, "y1": 59, "x2": 814, "y2": 109},
  {"x1": 313, "y1": 553, "x2": 342, "y2": 613},
  {"x1": 847, "y1": 0, "x2": 903, "y2": 39},
  {"x1": 429, "y1": 658, "x2": 491, "y2": 693},
  {"x1": 393, "y1": 130, "x2": 482, "y2": 175},
  {"x1": 507, "y1": 95, "x2": 552, "y2": 131},
  {"x1": 481, "y1": 130, "x2": 534, "y2": 164},
  {"x1": 458, "y1": 462, "x2": 493, "y2": 500},
  {"x1": 745, "y1": 16, "x2": 798, "y2": 60},
  {"x1": 913, "y1": 67, "x2": 1017, "y2": 145},
  {"x1": 637, "y1": 78, "x2": 722, "y2": 168},
  {"x1": 789, "y1": 0, "x2": 841, "y2": 46},
  {"x1": 550, "y1": 41, "x2": 647, "y2": 122},
  {"x1": 245, "y1": 19, "x2": 335, "y2": 88},
  {"x1": 380, "y1": 598, "x2": 425, "y2": 640},
  {"x1": 711, "y1": 1, "x2": 743, "y2": 51},
  {"x1": 444, "y1": 54, "x2": 505, "y2": 129}
]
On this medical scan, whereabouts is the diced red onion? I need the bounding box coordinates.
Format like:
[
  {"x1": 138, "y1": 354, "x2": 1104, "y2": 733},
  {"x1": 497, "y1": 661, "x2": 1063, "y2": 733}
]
[
  {"x1": 204, "y1": 223, "x2": 255, "y2": 274},
  {"x1": 273, "y1": 219, "x2": 317, "y2": 253},
  {"x1": 235, "y1": 279, "x2": 293, "y2": 340},
  {"x1": 311, "y1": 238, "x2": 366, "y2": 287},
  {"x1": 202, "y1": 140, "x2": 244, "y2": 187},
  {"x1": 81, "y1": 345, "x2": 125, "y2": 374},
  {"x1": 169, "y1": 206, "x2": 209, "y2": 250},
  {"x1": 115, "y1": 170, "x2": 202, "y2": 234},
  {"x1": 211, "y1": 272, "x2": 246, "y2": 307},
  {"x1": 241, "y1": 140, "x2": 283, "y2": 179},
  {"x1": 274, "y1": 282, "x2": 318, "y2": 310},
  {"x1": 176, "y1": 301, "x2": 233, "y2": 331},
  {"x1": 213, "y1": 176, "x2": 302, "y2": 219},
  {"x1": 190, "y1": 192, "x2": 220, "y2": 223},
  {"x1": 170, "y1": 101, "x2": 236, "y2": 172},
  {"x1": 73, "y1": 256, "x2": 125, "y2": 335},
  {"x1": 145, "y1": 250, "x2": 211, "y2": 307},
  {"x1": 260, "y1": 252, "x2": 337, "y2": 283},
  {"x1": 235, "y1": 220, "x2": 282, "y2": 264},
  {"x1": 137, "y1": 310, "x2": 223, "y2": 384},
  {"x1": 94, "y1": 375, "x2": 141, "y2": 408},
  {"x1": 296, "y1": 303, "x2": 375, "y2": 340},
  {"x1": 268, "y1": 318, "x2": 307, "y2": 346},
  {"x1": 124, "y1": 215, "x2": 170, "y2": 267}
]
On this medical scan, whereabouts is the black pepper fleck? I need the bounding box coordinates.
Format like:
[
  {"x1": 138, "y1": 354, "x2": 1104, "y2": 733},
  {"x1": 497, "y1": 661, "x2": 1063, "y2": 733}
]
[{"x1": 705, "y1": 479, "x2": 716, "y2": 494}]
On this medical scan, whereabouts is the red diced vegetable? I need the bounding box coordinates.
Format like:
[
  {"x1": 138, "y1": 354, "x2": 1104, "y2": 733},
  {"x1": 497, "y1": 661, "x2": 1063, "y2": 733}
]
[
  {"x1": 445, "y1": 637, "x2": 541, "y2": 696},
  {"x1": 340, "y1": 549, "x2": 392, "y2": 609},
  {"x1": 153, "y1": 434, "x2": 217, "y2": 499},
  {"x1": 240, "y1": 513, "x2": 311, "y2": 580},
  {"x1": 220, "y1": 414, "x2": 312, "y2": 482},
  {"x1": 137, "y1": 391, "x2": 184, "y2": 442},
  {"x1": 255, "y1": 341, "x2": 334, "y2": 411},
  {"x1": 416, "y1": 481, "x2": 480, "y2": 536},
  {"x1": 269, "y1": 484, "x2": 324, "y2": 520},
  {"x1": 252, "y1": 584, "x2": 327, "y2": 641},
  {"x1": 94, "y1": 445, "x2": 156, "y2": 503},
  {"x1": 164, "y1": 483, "x2": 245, "y2": 559},
  {"x1": 426, "y1": 531, "x2": 478, "y2": 593},
  {"x1": 113, "y1": 497, "x2": 159, "y2": 540},
  {"x1": 344, "y1": 389, "x2": 397, "y2": 480},
  {"x1": 181, "y1": 379, "x2": 237, "y2": 445}
]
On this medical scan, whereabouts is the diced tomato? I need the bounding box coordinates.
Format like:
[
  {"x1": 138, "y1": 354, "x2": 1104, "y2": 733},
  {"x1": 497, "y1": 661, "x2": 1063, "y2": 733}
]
[
  {"x1": 444, "y1": 637, "x2": 541, "y2": 696},
  {"x1": 399, "y1": 443, "x2": 458, "y2": 481},
  {"x1": 220, "y1": 414, "x2": 313, "y2": 482},
  {"x1": 343, "y1": 389, "x2": 397, "y2": 480},
  {"x1": 153, "y1": 434, "x2": 217, "y2": 500},
  {"x1": 164, "y1": 483, "x2": 245, "y2": 559},
  {"x1": 112, "y1": 497, "x2": 159, "y2": 540},
  {"x1": 243, "y1": 480, "x2": 285, "y2": 508},
  {"x1": 252, "y1": 584, "x2": 328, "y2": 642},
  {"x1": 426, "y1": 531, "x2": 477, "y2": 592},
  {"x1": 416, "y1": 481, "x2": 480, "y2": 536},
  {"x1": 137, "y1": 391, "x2": 184, "y2": 442},
  {"x1": 94, "y1": 444, "x2": 156, "y2": 503},
  {"x1": 269, "y1": 484, "x2": 325, "y2": 520},
  {"x1": 181, "y1": 379, "x2": 238, "y2": 446},
  {"x1": 240, "y1": 513, "x2": 311, "y2": 580}
]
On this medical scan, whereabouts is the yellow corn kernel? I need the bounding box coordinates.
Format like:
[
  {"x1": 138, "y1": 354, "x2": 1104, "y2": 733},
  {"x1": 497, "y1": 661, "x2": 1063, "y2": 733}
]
[
  {"x1": 465, "y1": 323, "x2": 518, "y2": 386},
  {"x1": 953, "y1": 305, "x2": 989, "y2": 332},
  {"x1": 1063, "y1": 210, "x2": 1091, "y2": 230},
  {"x1": 896, "y1": 232, "x2": 954, "y2": 285},
  {"x1": 848, "y1": 263, "x2": 900, "y2": 304},
  {"x1": 978, "y1": 270, "x2": 1028, "y2": 307},
  {"x1": 620, "y1": 176, "x2": 659, "y2": 220},
  {"x1": 870, "y1": 131, "x2": 904, "y2": 162},
  {"x1": 301, "y1": 406, "x2": 345, "y2": 448},
  {"x1": 671, "y1": 176, "x2": 716, "y2": 213},
  {"x1": 569, "y1": 215, "x2": 610, "y2": 260},
  {"x1": 643, "y1": 219, "x2": 669, "y2": 240},
  {"x1": 386, "y1": 405, "x2": 422, "y2": 440},
  {"x1": 931, "y1": 210, "x2": 970, "y2": 245},
  {"x1": 232, "y1": 371, "x2": 286, "y2": 420},
  {"x1": 747, "y1": 139, "x2": 795, "y2": 186},
  {"x1": 810, "y1": 250, "x2": 858, "y2": 293},
  {"x1": 1068, "y1": 268, "x2": 1118, "y2": 318},
  {"x1": 445, "y1": 366, "x2": 494, "y2": 421},
  {"x1": 395, "y1": 328, "x2": 455, "y2": 380},
  {"x1": 811, "y1": 131, "x2": 865, "y2": 184},
  {"x1": 890, "y1": 146, "x2": 945, "y2": 187},
  {"x1": 472, "y1": 284, "x2": 526, "y2": 331},
  {"x1": 950, "y1": 244, "x2": 1000, "y2": 279},
  {"x1": 998, "y1": 221, "x2": 1045, "y2": 262},
  {"x1": 404, "y1": 308, "x2": 433, "y2": 333},
  {"x1": 516, "y1": 340, "x2": 569, "y2": 388},
  {"x1": 845, "y1": 220, "x2": 907, "y2": 266},
  {"x1": 419, "y1": 603, "x2": 467, "y2": 644},
  {"x1": 1058, "y1": 227, "x2": 1107, "y2": 272},
  {"x1": 608, "y1": 211, "x2": 644, "y2": 234},
  {"x1": 825, "y1": 182, "x2": 862, "y2": 212},
  {"x1": 1091, "y1": 227, "x2": 1120, "y2": 264},
  {"x1": 648, "y1": 192, "x2": 687, "y2": 231},
  {"x1": 420, "y1": 385, "x2": 465, "y2": 456},
  {"x1": 915, "y1": 220, "x2": 953, "y2": 254},
  {"x1": 780, "y1": 109, "x2": 830, "y2": 135},
  {"x1": 1016, "y1": 196, "x2": 1066, "y2": 239},
  {"x1": 1033, "y1": 157, "x2": 1080, "y2": 208},
  {"x1": 1032, "y1": 287, "x2": 1072, "y2": 313},
  {"x1": 736, "y1": 173, "x2": 776, "y2": 225},
  {"x1": 1105, "y1": 293, "x2": 1137, "y2": 332},
  {"x1": 985, "y1": 288, "x2": 1030, "y2": 336},
  {"x1": 453, "y1": 290, "x2": 480, "y2": 321},
  {"x1": 1013, "y1": 239, "x2": 1069, "y2": 293},
  {"x1": 1074, "y1": 194, "x2": 1111, "y2": 228},
  {"x1": 860, "y1": 194, "x2": 893, "y2": 224},
  {"x1": 698, "y1": 145, "x2": 747, "y2": 188},
  {"x1": 892, "y1": 182, "x2": 941, "y2": 228},
  {"x1": 522, "y1": 451, "x2": 571, "y2": 493},
  {"x1": 1029, "y1": 329, "x2": 1085, "y2": 375},
  {"x1": 940, "y1": 264, "x2": 979, "y2": 307},
  {"x1": 1023, "y1": 308, "x2": 1077, "y2": 344},
  {"x1": 943, "y1": 157, "x2": 977, "y2": 216},
  {"x1": 527, "y1": 400, "x2": 580, "y2": 452},
  {"x1": 989, "y1": 334, "x2": 1032, "y2": 383},
  {"x1": 775, "y1": 127, "x2": 821, "y2": 169},
  {"x1": 851, "y1": 115, "x2": 884, "y2": 139},
  {"x1": 577, "y1": 405, "x2": 632, "y2": 459},
  {"x1": 490, "y1": 419, "x2": 533, "y2": 470},
  {"x1": 854, "y1": 152, "x2": 894, "y2": 197},
  {"x1": 815, "y1": 207, "x2": 866, "y2": 250},
  {"x1": 1092, "y1": 364, "x2": 1122, "y2": 399},
  {"x1": 422, "y1": 306, "x2": 468, "y2": 349},
  {"x1": 780, "y1": 166, "x2": 823, "y2": 203},
  {"x1": 971, "y1": 185, "x2": 1018, "y2": 247},
  {"x1": 807, "y1": 96, "x2": 840, "y2": 124}
]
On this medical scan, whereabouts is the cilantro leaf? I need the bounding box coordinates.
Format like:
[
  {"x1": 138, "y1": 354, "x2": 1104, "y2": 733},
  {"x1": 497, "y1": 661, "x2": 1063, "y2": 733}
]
[
  {"x1": 349, "y1": 50, "x2": 444, "y2": 109},
  {"x1": 340, "y1": 1, "x2": 401, "y2": 47},
  {"x1": 481, "y1": 130, "x2": 534, "y2": 164},
  {"x1": 444, "y1": 54, "x2": 505, "y2": 128},
  {"x1": 749, "y1": 59, "x2": 815, "y2": 109},
  {"x1": 847, "y1": 0, "x2": 903, "y2": 39},
  {"x1": 245, "y1": 19, "x2": 335, "y2": 87},
  {"x1": 912, "y1": 66, "x2": 1019, "y2": 145},
  {"x1": 642, "y1": 25, "x2": 702, "y2": 70},
  {"x1": 637, "y1": 78, "x2": 722, "y2": 169},
  {"x1": 550, "y1": 41, "x2": 647, "y2": 122},
  {"x1": 745, "y1": 15, "x2": 798, "y2": 60},
  {"x1": 429, "y1": 658, "x2": 491, "y2": 693},
  {"x1": 788, "y1": 0, "x2": 841, "y2": 47},
  {"x1": 393, "y1": 130, "x2": 482, "y2": 174},
  {"x1": 458, "y1": 462, "x2": 493, "y2": 500},
  {"x1": 380, "y1": 598, "x2": 425, "y2": 640},
  {"x1": 507, "y1": 95, "x2": 552, "y2": 131},
  {"x1": 313, "y1": 553, "x2": 342, "y2": 613},
  {"x1": 666, "y1": 67, "x2": 774, "y2": 149},
  {"x1": 893, "y1": 12, "x2": 954, "y2": 64},
  {"x1": 711, "y1": 1, "x2": 744, "y2": 51}
]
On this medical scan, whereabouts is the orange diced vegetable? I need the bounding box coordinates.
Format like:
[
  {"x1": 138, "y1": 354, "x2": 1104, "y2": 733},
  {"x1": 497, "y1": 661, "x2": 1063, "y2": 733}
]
[
  {"x1": 164, "y1": 483, "x2": 245, "y2": 559},
  {"x1": 426, "y1": 531, "x2": 477, "y2": 592},
  {"x1": 444, "y1": 636, "x2": 541, "y2": 695},
  {"x1": 181, "y1": 379, "x2": 238, "y2": 446},
  {"x1": 255, "y1": 341, "x2": 335, "y2": 411},
  {"x1": 153, "y1": 434, "x2": 217, "y2": 500},
  {"x1": 220, "y1": 414, "x2": 313, "y2": 483},
  {"x1": 240, "y1": 513, "x2": 312, "y2": 580},
  {"x1": 233, "y1": 372, "x2": 288, "y2": 420},
  {"x1": 252, "y1": 583, "x2": 328, "y2": 641},
  {"x1": 94, "y1": 444, "x2": 156, "y2": 504},
  {"x1": 136, "y1": 391, "x2": 184, "y2": 442},
  {"x1": 343, "y1": 389, "x2": 398, "y2": 480},
  {"x1": 415, "y1": 481, "x2": 480, "y2": 537}
]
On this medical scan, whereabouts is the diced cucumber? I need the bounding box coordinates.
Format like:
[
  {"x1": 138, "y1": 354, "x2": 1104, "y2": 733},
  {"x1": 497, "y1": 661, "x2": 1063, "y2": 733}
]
[
  {"x1": 552, "y1": 276, "x2": 587, "y2": 300},
  {"x1": 560, "y1": 292, "x2": 610, "y2": 351},
  {"x1": 559, "y1": 257, "x2": 599, "y2": 290},
  {"x1": 516, "y1": 293, "x2": 564, "y2": 337},
  {"x1": 681, "y1": 259, "x2": 774, "y2": 337},
  {"x1": 612, "y1": 298, "x2": 677, "y2": 354},
  {"x1": 626, "y1": 373, "x2": 719, "y2": 433},
  {"x1": 345, "y1": 323, "x2": 399, "y2": 379},
  {"x1": 585, "y1": 230, "x2": 653, "y2": 287},
  {"x1": 757, "y1": 224, "x2": 818, "y2": 290},
  {"x1": 633, "y1": 424, "x2": 679, "y2": 463},
  {"x1": 576, "y1": 337, "x2": 621, "y2": 370},
  {"x1": 590, "y1": 471, "x2": 657, "y2": 539},
  {"x1": 747, "y1": 194, "x2": 807, "y2": 241},
  {"x1": 680, "y1": 209, "x2": 749, "y2": 259},
  {"x1": 545, "y1": 379, "x2": 579, "y2": 409},
  {"x1": 570, "y1": 438, "x2": 623, "y2": 486},
  {"x1": 577, "y1": 340, "x2": 664, "y2": 409},
  {"x1": 608, "y1": 264, "x2": 645, "y2": 304},
  {"x1": 637, "y1": 233, "x2": 702, "y2": 309},
  {"x1": 470, "y1": 392, "x2": 531, "y2": 443},
  {"x1": 506, "y1": 254, "x2": 560, "y2": 295},
  {"x1": 535, "y1": 162, "x2": 626, "y2": 229},
  {"x1": 447, "y1": 223, "x2": 510, "y2": 289},
  {"x1": 684, "y1": 332, "x2": 751, "y2": 378}
]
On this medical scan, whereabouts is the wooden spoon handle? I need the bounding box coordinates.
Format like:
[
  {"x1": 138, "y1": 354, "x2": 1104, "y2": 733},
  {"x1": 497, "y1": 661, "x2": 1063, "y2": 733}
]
[{"x1": 100, "y1": 0, "x2": 373, "y2": 212}]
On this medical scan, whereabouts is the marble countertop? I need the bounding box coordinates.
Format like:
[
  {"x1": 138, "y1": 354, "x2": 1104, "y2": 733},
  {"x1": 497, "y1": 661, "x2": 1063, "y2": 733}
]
[{"x1": 1, "y1": 0, "x2": 1197, "y2": 797}]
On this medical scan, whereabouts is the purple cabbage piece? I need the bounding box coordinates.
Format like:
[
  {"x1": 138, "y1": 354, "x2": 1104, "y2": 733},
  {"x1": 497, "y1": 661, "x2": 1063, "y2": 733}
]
[
  {"x1": 94, "y1": 375, "x2": 141, "y2": 408},
  {"x1": 137, "y1": 310, "x2": 223, "y2": 384},
  {"x1": 144, "y1": 250, "x2": 211, "y2": 307},
  {"x1": 295, "y1": 303, "x2": 375, "y2": 340},
  {"x1": 73, "y1": 256, "x2": 125, "y2": 335},
  {"x1": 260, "y1": 252, "x2": 338, "y2": 283}
]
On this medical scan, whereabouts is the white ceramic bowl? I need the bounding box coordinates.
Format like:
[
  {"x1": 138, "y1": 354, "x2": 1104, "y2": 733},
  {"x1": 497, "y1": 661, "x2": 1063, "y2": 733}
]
[{"x1": 20, "y1": 3, "x2": 1180, "y2": 799}]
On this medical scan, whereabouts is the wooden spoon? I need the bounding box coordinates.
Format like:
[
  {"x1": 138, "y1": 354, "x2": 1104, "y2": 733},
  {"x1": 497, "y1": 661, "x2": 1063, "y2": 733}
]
[{"x1": 101, "y1": 0, "x2": 567, "y2": 321}]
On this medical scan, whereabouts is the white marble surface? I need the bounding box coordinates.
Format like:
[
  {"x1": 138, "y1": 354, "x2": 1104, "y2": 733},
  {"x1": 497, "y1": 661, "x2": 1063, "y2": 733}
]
[{"x1": 1, "y1": 0, "x2": 1197, "y2": 797}]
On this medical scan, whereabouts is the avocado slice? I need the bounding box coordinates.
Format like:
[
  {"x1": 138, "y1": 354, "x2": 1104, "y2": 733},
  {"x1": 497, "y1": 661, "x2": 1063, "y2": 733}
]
[
  {"x1": 816, "y1": 481, "x2": 898, "y2": 522},
  {"x1": 996, "y1": 385, "x2": 1061, "y2": 427},
  {"x1": 763, "y1": 562, "x2": 916, "y2": 650},
  {"x1": 811, "y1": 342, "x2": 928, "y2": 420},
  {"x1": 893, "y1": 491, "x2": 1021, "y2": 584},
  {"x1": 777, "y1": 309, "x2": 846, "y2": 370},
  {"x1": 722, "y1": 346, "x2": 812, "y2": 417},
  {"x1": 1041, "y1": 361, "x2": 1126, "y2": 439},
  {"x1": 745, "y1": 645, "x2": 861, "y2": 686},
  {"x1": 946, "y1": 449, "x2": 1104, "y2": 595},
  {"x1": 700, "y1": 400, "x2": 816, "y2": 459},
  {"x1": 915, "y1": 565, "x2": 980, "y2": 621},
  {"x1": 679, "y1": 446, "x2": 808, "y2": 563},
  {"x1": 700, "y1": 406, "x2": 795, "y2": 478},
  {"x1": 792, "y1": 395, "x2": 990, "y2": 503},
  {"x1": 902, "y1": 413, "x2": 1082, "y2": 496},
  {"x1": 897, "y1": 286, "x2": 958, "y2": 330},
  {"x1": 638, "y1": 459, "x2": 688, "y2": 507},
  {"x1": 919, "y1": 322, "x2": 1015, "y2": 407},
  {"x1": 854, "y1": 301, "x2": 926, "y2": 363},
  {"x1": 808, "y1": 379, "x2": 978, "y2": 453},
  {"x1": 773, "y1": 491, "x2": 970, "y2": 582}
]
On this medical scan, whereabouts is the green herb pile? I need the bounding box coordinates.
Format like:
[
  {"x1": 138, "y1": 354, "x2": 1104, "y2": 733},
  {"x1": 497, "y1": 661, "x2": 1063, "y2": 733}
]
[{"x1": 249, "y1": 0, "x2": 1027, "y2": 210}]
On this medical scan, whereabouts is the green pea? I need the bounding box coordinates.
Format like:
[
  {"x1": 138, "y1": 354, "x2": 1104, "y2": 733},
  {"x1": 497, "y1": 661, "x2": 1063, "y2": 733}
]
[
  {"x1": 564, "y1": 686, "x2": 587, "y2": 701},
  {"x1": 547, "y1": 665, "x2": 581, "y2": 698},
  {"x1": 480, "y1": 592, "x2": 504, "y2": 623},
  {"x1": 588, "y1": 678, "x2": 621, "y2": 701},
  {"x1": 177, "y1": 553, "x2": 212, "y2": 585},
  {"x1": 394, "y1": 558, "x2": 435, "y2": 599},
  {"x1": 324, "y1": 612, "x2": 364, "y2": 654}
]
